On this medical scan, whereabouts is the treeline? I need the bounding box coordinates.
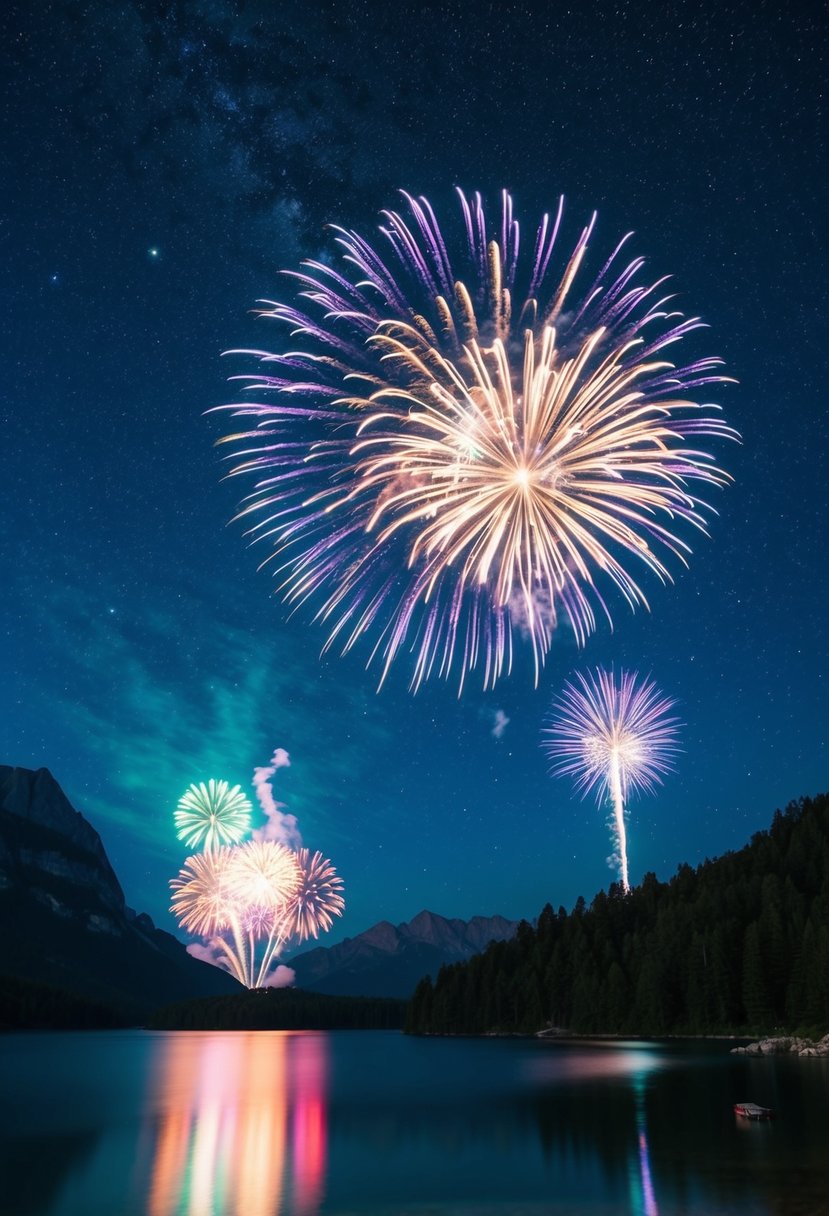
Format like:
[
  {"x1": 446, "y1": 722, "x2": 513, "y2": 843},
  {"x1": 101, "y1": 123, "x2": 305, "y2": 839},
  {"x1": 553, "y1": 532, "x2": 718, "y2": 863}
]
[
  {"x1": 406, "y1": 793, "x2": 829, "y2": 1038},
  {"x1": 147, "y1": 986, "x2": 406, "y2": 1030},
  {"x1": 0, "y1": 973, "x2": 126, "y2": 1030}
]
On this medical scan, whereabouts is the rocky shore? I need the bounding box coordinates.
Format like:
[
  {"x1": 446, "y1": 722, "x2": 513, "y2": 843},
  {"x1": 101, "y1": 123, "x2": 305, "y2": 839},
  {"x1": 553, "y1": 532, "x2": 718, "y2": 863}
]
[{"x1": 731, "y1": 1034, "x2": 829, "y2": 1057}]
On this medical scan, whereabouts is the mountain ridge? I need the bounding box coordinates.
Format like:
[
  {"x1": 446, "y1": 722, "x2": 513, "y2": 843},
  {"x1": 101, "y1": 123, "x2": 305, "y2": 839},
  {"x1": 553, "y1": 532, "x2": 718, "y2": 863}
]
[
  {"x1": 0, "y1": 764, "x2": 240, "y2": 1020},
  {"x1": 288, "y1": 907, "x2": 518, "y2": 998}
]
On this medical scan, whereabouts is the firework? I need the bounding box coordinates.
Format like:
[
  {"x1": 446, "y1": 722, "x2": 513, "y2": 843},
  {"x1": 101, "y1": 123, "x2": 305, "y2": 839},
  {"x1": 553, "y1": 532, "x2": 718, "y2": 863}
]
[
  {"x1": 169, "y1": 758, "x2": 346, "y2": 988},
  {"x1": 216, "y1": 190, "x2": 736, "y2": 691},
  {"x1": 174, "y1": 779, "x2": 252, "y2": 850},
  {"x1": 543, "y1": 667, "x2": 680, "y2": 891},
  {"x1": 170, "y1": 843, "x2": 301, "y2": 988}
]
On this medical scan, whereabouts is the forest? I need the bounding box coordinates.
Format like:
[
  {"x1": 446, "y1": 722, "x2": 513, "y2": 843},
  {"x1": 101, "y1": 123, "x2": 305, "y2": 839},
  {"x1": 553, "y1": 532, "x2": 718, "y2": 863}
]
[
  {"x1": 0, "y1": 973, "x2": 127, "y2": 1030},
  {"x1": 406, "y1": 793, "x2": 829, "y2": 1038},
  {"x1": 147, "y1": 986, "x2": 406, "y2": 1030}
]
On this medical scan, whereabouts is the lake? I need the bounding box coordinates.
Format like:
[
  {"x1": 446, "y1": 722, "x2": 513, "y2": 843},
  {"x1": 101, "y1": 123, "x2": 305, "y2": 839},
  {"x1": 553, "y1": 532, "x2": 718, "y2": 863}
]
[{"x1": 1, "y1": 1030, "x2": 827, "y2": 1215}]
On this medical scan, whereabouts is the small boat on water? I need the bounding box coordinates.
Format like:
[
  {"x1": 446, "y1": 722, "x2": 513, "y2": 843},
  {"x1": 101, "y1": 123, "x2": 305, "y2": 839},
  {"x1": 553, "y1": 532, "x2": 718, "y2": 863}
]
[{"x1": 734, "y1": 1102, "x2": 774, "y2": 1120}]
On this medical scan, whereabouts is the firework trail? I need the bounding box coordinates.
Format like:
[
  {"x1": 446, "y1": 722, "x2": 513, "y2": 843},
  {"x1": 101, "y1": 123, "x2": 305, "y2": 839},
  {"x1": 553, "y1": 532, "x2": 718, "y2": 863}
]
[
  {"x1": 216, "y1": 190, "x2": 736, "y2": 691},
  {"x1": 174, "y1": 779, "x2": 252, "y2": 850},
  {"x1": 543, "y1": 668, "x2": 680, "y2": 891}
]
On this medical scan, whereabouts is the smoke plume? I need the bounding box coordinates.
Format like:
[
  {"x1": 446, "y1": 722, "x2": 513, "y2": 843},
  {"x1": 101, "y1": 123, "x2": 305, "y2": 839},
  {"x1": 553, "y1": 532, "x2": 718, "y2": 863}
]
[
  {"x1": 252, "y1": 747, "x2": 302, "y2": 849},
  {"x1": 187, "y1": 939, "x2": 231, "y2": 972},
  {"x1": 262, "y1": 965, "x2": 296, "y2": 989}
]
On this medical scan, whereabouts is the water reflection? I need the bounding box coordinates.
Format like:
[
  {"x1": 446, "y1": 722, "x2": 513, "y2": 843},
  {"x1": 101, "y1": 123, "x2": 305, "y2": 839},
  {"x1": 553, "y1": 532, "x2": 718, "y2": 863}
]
[
  {"x1": 146, "y1": 1032, "x2": 328, "y2": 1216},
  {"x1": 632, "y1": 1076, "x2": 658, "y2": 1216},
  {"x1": 527, "y1": 1044, "x2": 664, "y2": 1214},
  {"x1": 4, "y1": 1032, "x2": 829, "y2": 1215},
  {"x1": 526, "y1": 1040, "x2": 666, "y2": 1083}
]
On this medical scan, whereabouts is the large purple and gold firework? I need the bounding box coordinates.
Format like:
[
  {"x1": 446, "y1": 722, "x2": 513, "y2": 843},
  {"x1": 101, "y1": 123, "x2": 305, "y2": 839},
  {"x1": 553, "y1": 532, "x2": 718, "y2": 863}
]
[
  {"x1": 216, "y1": 190, "x2": 736, "y2": 691},
  {"x1": 543, "y1": 668, "x2": 681, "y2": 891}
]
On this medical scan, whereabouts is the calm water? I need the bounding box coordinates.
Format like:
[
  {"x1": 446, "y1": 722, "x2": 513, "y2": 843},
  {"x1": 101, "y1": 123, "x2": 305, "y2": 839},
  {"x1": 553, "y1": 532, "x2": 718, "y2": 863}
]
[{"x1": 1, "y1": 1030, "x2": 828, "y2": 1216}]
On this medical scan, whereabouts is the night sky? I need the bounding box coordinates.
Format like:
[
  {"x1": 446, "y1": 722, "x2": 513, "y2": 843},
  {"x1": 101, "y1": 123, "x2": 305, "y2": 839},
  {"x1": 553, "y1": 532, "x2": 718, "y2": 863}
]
[{"x1": 2, "y1": 1, "x2": 826, "y2": 950}]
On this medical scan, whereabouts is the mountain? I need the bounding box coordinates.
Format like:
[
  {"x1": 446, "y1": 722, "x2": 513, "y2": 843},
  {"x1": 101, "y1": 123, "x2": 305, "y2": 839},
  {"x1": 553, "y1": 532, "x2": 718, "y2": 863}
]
[
  {"x1": 288, "y1": 909, "x2": 518, "y2": 998},
  {"x1": 0, "y1": 765, "x2": 239, "y2": 1021}
]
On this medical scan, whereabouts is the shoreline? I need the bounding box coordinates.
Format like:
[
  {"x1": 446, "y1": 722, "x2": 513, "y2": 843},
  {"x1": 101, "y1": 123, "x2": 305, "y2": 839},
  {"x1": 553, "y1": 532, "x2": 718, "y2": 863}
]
[
  {"x1": 411, "y1": 1027, "x2": 828, "y2": 1049},
  {"x1": 535, "y1": 1028, "x2": 749, "y2": 1042},
  {"x1": 730, "y1": 1033, "x2": 829, "y2": 1057},
  {"x1": 411, "y1": 1028, "x2": 754, "y2": 1043}
]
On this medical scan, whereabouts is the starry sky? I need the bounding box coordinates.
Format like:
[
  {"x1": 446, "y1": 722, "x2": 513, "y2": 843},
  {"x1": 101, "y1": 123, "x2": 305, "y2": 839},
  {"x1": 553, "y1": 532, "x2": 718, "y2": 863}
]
[{"x1": 2, "y1": 0, "x2": 826, "y2": 950}]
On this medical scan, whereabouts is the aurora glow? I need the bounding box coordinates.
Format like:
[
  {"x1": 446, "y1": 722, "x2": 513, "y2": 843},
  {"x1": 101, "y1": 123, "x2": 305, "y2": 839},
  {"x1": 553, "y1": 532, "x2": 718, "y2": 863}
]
[
  {"x1": 217, "y1": 190, "x2": 736, "y2": 692},
  {"x1": 543, "y1": 668, "x2": 681, "y2": 891}
]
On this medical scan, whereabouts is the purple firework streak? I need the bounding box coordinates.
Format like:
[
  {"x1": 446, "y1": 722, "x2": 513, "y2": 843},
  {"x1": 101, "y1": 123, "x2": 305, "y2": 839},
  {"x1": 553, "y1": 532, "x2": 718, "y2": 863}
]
[
  {"x1": 215, "y1": 189, "x2": 737, "y2": 692},
  {"x1": 543, "y1": 667, "x2": 681, "y2": 891}
]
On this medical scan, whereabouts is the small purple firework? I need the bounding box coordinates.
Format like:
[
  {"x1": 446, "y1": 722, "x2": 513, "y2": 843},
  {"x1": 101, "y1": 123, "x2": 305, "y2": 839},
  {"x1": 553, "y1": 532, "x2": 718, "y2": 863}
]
[
  {"x1": 216, "y1": 190, "x2": 736, "y2": 691},
  {"x1": 543, "y1": 667, "x2": 681, "y2": 891}
]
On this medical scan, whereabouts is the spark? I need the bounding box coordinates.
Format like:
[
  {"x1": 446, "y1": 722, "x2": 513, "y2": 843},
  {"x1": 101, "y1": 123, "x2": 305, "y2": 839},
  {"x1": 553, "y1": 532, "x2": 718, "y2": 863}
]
[
  {"x1": 216, "y1": 190, "x2": 736, "y2": 692},
  {"x1": 543, "y1": 667, "x2": 680, "y2": 891}
]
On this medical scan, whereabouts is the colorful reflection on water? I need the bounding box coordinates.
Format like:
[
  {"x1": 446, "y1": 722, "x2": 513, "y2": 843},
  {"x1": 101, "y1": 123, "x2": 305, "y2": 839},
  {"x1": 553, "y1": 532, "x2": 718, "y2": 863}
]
[
  {"x1": 631, "y1": 1075, "x2": 659, "y2": 1216},
  {"x1": 526, "y1": 1042, "x2": 664, "y2": 1215},
  {"x1": 146, "y1": 1032, "x2": 327, "y2": 1216},
  {"x1": 3, "y1": 1031, "x2": 829, "y2": 1214}
]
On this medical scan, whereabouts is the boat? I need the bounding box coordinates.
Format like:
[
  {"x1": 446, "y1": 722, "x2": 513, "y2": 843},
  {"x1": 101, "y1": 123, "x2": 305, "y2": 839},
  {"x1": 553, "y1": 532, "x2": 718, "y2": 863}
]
[{"x1": 734, "y1": 1102, "x2": 774, "y2": 1120}]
